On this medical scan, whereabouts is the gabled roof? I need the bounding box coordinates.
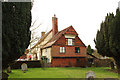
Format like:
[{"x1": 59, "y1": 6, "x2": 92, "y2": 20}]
[
  {"x1": 31, "y1": 29, "x2": 52, "y2": 49},
  {"x1": 42, "y1": 25, "x2": 85, "y2": 48},
  {"x1": 42, "y1": 26, "x2": 72, "y2": 48}
]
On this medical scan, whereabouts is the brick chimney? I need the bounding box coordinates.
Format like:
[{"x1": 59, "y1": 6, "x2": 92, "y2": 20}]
[
  {"x1": 41, "y1": 32, "x2": 45, "y2": 37},
  {"x1": 52, "y1": 14, "x2": 58, "y2": 36}
]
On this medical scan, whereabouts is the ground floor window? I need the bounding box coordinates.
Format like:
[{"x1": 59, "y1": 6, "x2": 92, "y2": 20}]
[
  {"x1": 47, "y1": 58, "x2": 50, "y2": 63},
  {"x1": 76, "y1": 58, "x2": 79, "y2": 63}
]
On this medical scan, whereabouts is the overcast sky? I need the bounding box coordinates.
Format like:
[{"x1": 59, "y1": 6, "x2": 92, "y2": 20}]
[{"x1": 30, "y1": 0, "x2": 120, "y2": 49}]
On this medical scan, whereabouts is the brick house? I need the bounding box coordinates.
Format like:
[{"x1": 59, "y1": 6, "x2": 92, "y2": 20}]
[{"x1": 30, "y1": 15, "x2": 87, "y2": 67}]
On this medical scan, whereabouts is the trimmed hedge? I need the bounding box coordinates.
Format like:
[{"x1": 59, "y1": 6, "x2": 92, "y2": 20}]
[{"x1": 10, "y1": 60, "x2": 41, "y2": 69}]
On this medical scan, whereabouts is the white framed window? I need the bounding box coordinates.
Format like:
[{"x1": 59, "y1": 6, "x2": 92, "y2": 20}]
[
  {"x1": 68, "y1": 39, "x2": 73, "y2": 45},
  {"x1": 47, "y1": 58, "x2": 50, "y2": 63},
  {"x1": 60, "y1": 47, "x2": 65, "y2": 53},
  {"x1": 45, "y1": 48, "x2": 47, "y2": 53}
]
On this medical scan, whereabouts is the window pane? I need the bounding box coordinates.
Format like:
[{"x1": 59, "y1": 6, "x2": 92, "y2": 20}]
[
  {"x1": 68, "y1": 39, "x2": 72, "y2": 45},
  {"x1": 45, "y1": 49, "x2": 47, "y2": 54},
  {"x1": 63, "y1": 47, "x2": 65, "y2": 53},
  {"x1": 60, "y1": 47, "x2": 65, "y2": 53},
  {"x1": 60, "y1": 47, "x2": 62, "y2": 53},
  {"x1": 76, "y1": 58, "x2": 79, "y2": 63},
  {"x1": 75, "y1": 47, "x2": 80, "y2": 53}
]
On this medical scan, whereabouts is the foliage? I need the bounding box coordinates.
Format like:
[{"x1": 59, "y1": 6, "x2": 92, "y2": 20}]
[
  {"x1": 87, "y1": 45, "x2": 94, "y2": 54},
  {"x1": 94, "y1": 8, "x2": 120, "y2": 75},
  {"x1": 2, "y1": 2, "x2": 32, "y2": 69}
]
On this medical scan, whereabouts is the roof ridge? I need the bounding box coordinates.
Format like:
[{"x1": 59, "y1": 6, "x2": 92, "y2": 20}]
[
  {"x1": 31, "y1": 29, "x2": 52, "y2": 49},
  {"x1": 42, "y1": 26, "x2": 72, "y2": 48}
]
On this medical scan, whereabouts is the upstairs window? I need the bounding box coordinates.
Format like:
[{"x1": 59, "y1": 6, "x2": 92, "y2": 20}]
[
  {"x1": 68, "y1": 39, "x2": 73, "y2": 45},
  {"x1": 66, "y1": 38, "x2": 74, "y2": 46},
  {"x1": 45, "y1": 48, "x2": 47, "y2": 52},
  {"x1": 60, "y1": 47, "x2": 65, "y2": 53},
  {"x1": 75, "y1": 47, "x2": 80, "y2": 53}
]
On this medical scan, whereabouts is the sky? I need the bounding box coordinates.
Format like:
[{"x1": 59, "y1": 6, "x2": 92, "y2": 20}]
[{"x1": 30, "y1": 0, "x2": 120, "y2": 49}]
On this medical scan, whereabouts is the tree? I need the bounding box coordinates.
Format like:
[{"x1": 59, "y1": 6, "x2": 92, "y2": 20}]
[
  {"x1": 2, "y1": 2, "x2": 32, "y2": 69},
  {"x1": 87, "y1": 45, "x2": 94, "y2": 54},
  {"x1": 109, "y1": 8, "x2": 120, "y2": 75},
  {"x1": 94, "y1": 8, "x2": 120, "y2": 75}
]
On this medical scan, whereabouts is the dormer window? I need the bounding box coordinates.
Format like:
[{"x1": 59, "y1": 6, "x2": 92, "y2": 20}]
[
  {"x1": 66, "y1": 38, "x2": 74, "y2": 46},
  {"x1": 65, "y1": 34, "x2": 75, "y2": 46},
  {"x1": 68, "y1": 39, "x2": 73, "y2": 45}
]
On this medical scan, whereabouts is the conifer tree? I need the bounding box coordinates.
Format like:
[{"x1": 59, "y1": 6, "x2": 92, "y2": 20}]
[
  {"x1": 94, "y1": 8, "x2": 120, "y2": 75},
  {"x1": 2, "y1": 2, "x2": 32, "y2": 69}
]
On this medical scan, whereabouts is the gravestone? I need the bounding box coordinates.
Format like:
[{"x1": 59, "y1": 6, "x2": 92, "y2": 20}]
[
  {"x1": 7, "y1": 66, "x2": 11, "y2": 73},
  {"x1": 86, "y1": 71, "x2": 95, "y2": 80},
  {"x1": 21, "y1": 63, "x2": 28, "y2": 73}
]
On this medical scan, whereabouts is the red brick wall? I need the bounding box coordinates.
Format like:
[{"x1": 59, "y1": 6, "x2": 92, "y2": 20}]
[
  {"x1": 51, "y1": 45, "x2": 87, "y2": 57},
  {"x1": 75, "y1": 37, "x2": 85, "y2": 46},
  {"x1": 51, "y1": 57, "x2": 87, "y2": 67},
  {"x1": 55, "y1": 35, "x2": 85, "y2": 47},
  {"x1": 51, "y1": 26, "x2": 87, "y2": 67}
]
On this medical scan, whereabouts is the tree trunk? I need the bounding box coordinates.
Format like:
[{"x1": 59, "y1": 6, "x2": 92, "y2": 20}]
[
  {"x1": 110, "y1": 61, "x2": 115, "y2": 70},
  {"x1": 116, "y1": 62, "x2": 120, "y2": 77},
  {"x1": 114, "y1": 57, "x2": 120, "y2": 77}
]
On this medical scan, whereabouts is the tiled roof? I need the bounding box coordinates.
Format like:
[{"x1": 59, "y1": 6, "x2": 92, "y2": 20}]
[
  {"x1": 42, "y1": 26, "x2": 74, "y2": 48},
  {"x1": 31, "y1": 29, "x2": 52, "y2": 49},
  {"x1": 32, "y1": 25, "x2": 86, "y2": 49}
]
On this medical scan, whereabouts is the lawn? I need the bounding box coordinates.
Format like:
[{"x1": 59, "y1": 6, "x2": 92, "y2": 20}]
[{"x1": 8, "y1": 67, "x2": 118, "y2": 78}]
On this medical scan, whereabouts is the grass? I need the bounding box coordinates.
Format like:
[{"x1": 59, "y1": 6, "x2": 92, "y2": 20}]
[{"x1": 7, "y1": 67, "x2": 118, "y2": 78}]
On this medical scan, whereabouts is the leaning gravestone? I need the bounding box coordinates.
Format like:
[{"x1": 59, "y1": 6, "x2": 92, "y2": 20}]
[
  {"x1": 7, "y1": 66, "x2": 11, "y2": 73},
  {"x1": 21, "y1": 63, "x2": 28, "y2": 73},
  {"x1": 86, "y1": 71, "x2": 95, "y2": 80}
]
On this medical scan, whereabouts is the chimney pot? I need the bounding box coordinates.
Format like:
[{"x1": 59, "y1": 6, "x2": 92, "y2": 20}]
[
  {"x1": 54, "y1": 14, "x2": 56, "y2": 17},
  {"x1": 41, "y1": 32, "x2": 45, "y2": 37}
]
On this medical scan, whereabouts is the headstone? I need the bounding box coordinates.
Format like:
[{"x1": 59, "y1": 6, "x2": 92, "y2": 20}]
[
  {"x1": 86, "y1": 71, "x2": 95, "y2": 80},
  {"x1": 21, "y1": 63, "x2": 28, "y2": 73},
  {"x1": 7, "y1": 66, "x2": 11, "y2": 73}
]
